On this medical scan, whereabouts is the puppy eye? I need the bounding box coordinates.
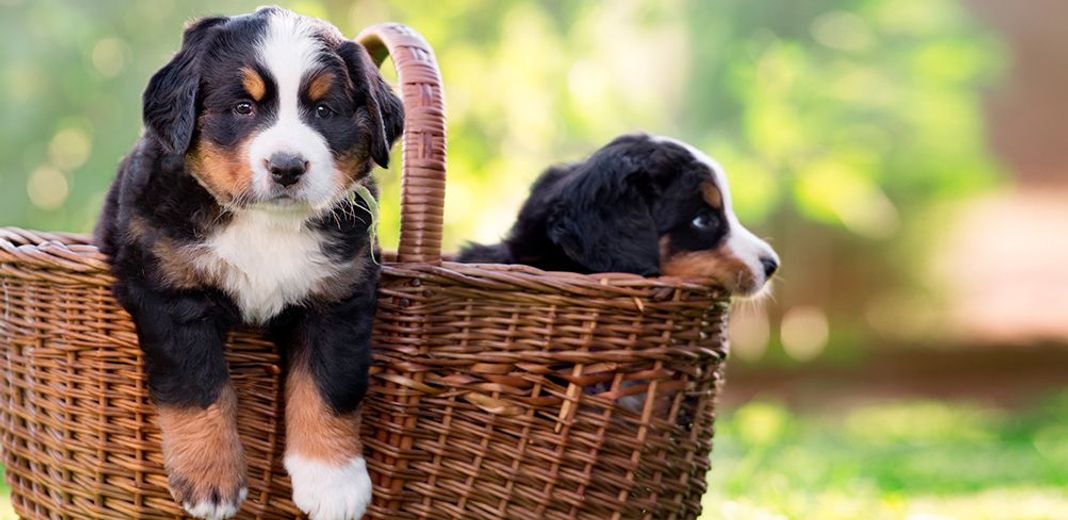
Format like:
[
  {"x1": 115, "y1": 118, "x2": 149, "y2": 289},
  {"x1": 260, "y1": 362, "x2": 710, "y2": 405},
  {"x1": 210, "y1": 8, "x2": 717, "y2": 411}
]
[
  {"x1": 315, "y1": 104, "x2": 335, "y2": 119},
  {"x1": 692, "y1": 213, "x2": 720, "y2": 230},
  {"x1": 233, "y1": 101, "x2": 254, "y2": 116}
]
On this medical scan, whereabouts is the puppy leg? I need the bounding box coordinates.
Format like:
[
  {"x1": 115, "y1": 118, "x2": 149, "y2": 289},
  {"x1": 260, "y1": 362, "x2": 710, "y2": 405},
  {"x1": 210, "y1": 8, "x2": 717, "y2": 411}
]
[
  {"x1": 284, "y1": 366, "x2": 370, "y2": 520},
  {"x1": 123, "y1": 287, "x2": 246, "y2": 519},
  {"x1": 158, "y1": 386, "x2": 247, "y2": 519},
  {"x1": 278, "y1": 289, "x2": 375, "y2": 520}
]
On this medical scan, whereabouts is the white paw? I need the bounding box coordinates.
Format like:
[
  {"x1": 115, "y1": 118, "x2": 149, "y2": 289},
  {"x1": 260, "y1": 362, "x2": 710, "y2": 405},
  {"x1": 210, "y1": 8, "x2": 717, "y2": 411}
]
[
  {"x1": 285, "y1": 455, "x2": 372, "y2": 520},
  {"x1": 182, "y1": 487, "x2": 247, "y2": 520}
]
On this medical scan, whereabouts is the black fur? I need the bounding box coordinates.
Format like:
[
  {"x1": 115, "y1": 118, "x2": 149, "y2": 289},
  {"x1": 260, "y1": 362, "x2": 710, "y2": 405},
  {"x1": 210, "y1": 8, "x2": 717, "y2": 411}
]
[
  {"x1": 143, "y1": 16, "x2": 232, "y2": 155},
  {"x1": 268, "y1": 281, "x2": 376, "y2": 415},
  {"x1": 95, "y1": 10, "x2": 405, "y2": 514},
  {"x1": 96, "y1": 10, "x2": 400, "y2": 415},
  {"x1": 337, "y1": 41, "x2": 404, "y2": 168},
  {"x1": 458, "y1": 134, "x2": 730, "y2": 275},
  {"x1": 98, "y1": 140, "x2": 240, "y2": 409}
]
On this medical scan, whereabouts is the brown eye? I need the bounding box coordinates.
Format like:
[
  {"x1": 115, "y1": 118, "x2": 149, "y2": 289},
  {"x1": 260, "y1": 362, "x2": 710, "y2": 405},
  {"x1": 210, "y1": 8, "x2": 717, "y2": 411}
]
[
  {"x1": 233, "y1": 101, "x2": 254, "y2": 115},
  {"x1": 315, "y1": 103, "x2": 334, "y2": 119}
]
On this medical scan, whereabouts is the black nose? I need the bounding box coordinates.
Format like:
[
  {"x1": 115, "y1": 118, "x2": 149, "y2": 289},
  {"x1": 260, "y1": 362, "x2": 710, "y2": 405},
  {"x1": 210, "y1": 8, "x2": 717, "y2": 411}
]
[
  {"x1": 267, "y1": 153, "x2": 307, "y2": 187},
  {"x1": 760, "y1": 257, "x2": 779, "y2": 278}
]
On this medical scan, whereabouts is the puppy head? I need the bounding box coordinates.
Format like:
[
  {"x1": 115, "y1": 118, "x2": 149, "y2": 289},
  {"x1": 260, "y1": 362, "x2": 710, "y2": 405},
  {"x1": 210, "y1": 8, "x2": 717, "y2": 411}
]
[
  {"x1": 548, "y1": 134, "x2": 779, "y2": 295},
  {"x1": 142, "y1": 7, "x2": 403, "y2": 211}
]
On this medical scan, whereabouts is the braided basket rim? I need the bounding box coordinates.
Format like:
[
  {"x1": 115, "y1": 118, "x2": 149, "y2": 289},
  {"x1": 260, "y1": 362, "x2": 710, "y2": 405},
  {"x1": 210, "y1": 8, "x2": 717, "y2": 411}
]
[{"x1": 0, "y1": 227, "x2": 730, "y2": 299}]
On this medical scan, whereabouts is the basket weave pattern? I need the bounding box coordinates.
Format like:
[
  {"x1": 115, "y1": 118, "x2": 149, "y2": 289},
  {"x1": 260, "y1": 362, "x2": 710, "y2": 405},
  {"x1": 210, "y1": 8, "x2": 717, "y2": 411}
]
[{"x1": 0, "y1": 23, "x2": 730, "y2": 520}]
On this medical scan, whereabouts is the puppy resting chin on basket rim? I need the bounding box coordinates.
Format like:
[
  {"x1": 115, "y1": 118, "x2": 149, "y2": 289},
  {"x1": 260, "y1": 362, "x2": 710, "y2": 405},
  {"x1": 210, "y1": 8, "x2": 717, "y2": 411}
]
[
  {"x1": 94, "y1": 7, "x2": 402, "y2": 520},
  {"x1": 459, "y1": 133, "x2": 780, "y2": 297}
]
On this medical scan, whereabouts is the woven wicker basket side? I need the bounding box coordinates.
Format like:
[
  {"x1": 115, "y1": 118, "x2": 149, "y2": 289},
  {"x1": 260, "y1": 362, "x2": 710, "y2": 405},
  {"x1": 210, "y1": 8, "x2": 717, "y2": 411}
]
[
  {"x1": 365, "y1": 261, "x2": 729, "y2": 520},
  {"x1": 0, "y1": 229, "x2": 303, "y2": 519}
]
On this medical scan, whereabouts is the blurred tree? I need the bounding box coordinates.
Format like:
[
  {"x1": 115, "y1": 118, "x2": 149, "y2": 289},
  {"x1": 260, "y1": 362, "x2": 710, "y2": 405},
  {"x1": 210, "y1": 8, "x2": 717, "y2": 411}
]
[{"x1": 0, "y1": 0, "x2": 1003, "y2": 359}]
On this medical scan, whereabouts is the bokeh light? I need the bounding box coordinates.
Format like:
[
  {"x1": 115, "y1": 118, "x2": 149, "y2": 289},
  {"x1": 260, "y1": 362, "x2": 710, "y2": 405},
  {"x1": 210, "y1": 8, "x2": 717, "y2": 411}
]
[
  {"x1": 780, "y1": 306, "x2": 830, "y2": 362},
  {"x1": 26, "y1": 165, "x2": 69, "y2": 210}
]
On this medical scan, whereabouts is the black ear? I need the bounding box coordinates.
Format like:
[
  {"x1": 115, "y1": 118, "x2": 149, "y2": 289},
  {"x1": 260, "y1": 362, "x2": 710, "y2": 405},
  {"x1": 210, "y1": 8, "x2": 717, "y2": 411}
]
[
  {"x1": 547, "y1": 149, "x2": 661, "y2": 276},
  {"x1": 338, "y1": 41, "x2": 404, "y2": 168},
  {"x1": 142, "y1": 16, "x2": 226, "y2": 155}
]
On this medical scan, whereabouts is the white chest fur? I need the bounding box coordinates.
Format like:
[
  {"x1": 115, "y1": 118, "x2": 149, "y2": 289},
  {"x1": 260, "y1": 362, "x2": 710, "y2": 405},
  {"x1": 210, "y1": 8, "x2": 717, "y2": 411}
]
[{"x1": 200, "y1": 210, "x2": 337, "y2": 324}]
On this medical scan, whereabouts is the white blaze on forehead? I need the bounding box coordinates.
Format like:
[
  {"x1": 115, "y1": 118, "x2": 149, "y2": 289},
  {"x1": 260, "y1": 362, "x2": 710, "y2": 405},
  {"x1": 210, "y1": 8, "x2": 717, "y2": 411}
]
[
  {"x1": 259, "y1": 10, "x2": 321, "y2": 123},
  {"x1": 247, "y1": 10, "x2": 337, "y2": 208},
  {"x1": 651, "y1": 135, "x2": 779, "y2": 285}
]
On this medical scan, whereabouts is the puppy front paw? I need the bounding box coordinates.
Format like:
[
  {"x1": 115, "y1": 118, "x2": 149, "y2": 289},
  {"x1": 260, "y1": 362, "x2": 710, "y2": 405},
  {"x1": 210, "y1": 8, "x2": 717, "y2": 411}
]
[
  {"x1": 285, "y1": 455, "x2": 372, "y2": 520},
  {"x1": 168, "y1": 471, "x2": 248, "y2": 520}
]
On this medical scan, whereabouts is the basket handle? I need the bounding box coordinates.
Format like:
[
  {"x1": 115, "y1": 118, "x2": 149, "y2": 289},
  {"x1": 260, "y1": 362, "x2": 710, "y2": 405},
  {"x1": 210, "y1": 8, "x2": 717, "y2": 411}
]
[{"x1": 357, "y1": 24, "x2": 447, "y2": 265}]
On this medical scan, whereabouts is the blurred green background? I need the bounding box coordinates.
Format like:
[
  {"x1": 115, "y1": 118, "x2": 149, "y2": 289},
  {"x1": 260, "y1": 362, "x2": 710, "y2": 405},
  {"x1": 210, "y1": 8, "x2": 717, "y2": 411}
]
[{"x1": 2, "y1": 0, "x2": 1067, "y2": 518}]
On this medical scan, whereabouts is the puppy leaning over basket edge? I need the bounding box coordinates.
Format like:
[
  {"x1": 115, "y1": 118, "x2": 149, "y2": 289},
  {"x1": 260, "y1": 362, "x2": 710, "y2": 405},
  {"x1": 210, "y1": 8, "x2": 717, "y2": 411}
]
[
  {"x1": 458, "y1": 133, "x2": 780, "y2": 416},
  {"x1": 458, "y1": 133, "x2": 780, "y2": 295},
  {"x1": 94, "y1": 7, "x2": 402, "y2": 519}
]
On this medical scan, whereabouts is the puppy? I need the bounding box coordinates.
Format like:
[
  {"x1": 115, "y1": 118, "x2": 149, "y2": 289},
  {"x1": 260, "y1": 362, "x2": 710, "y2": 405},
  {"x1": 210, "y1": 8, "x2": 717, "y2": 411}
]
[
  {"x1": 458, "y1": 133, "x2": 779, "y2": 295},
  {"x1": 94, "y1": 7, "x2": 402, "y2": 519}
]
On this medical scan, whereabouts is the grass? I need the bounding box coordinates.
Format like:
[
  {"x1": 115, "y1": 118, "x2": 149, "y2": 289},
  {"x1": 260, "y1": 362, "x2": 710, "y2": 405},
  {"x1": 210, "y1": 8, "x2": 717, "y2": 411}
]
[
  {"x1": 700, "y1": 392, "x2": 1068, "y2": 519},
  {"x1": 0, "y1": 394, "x2": 1064, "y2": 519}
]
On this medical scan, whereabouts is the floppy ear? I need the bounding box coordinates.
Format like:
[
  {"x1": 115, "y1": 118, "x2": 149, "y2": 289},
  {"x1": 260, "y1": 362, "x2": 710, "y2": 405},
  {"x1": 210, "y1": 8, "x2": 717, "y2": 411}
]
[
  {"x1": 338, "y1": 41, "x2": 404, "y2": 168},
  {"x1": 547, "y1": 150, "x2": 661, "y2": 276},
  {"x1": 142, "y1": 16, "x2": 226, "y2": 155}
]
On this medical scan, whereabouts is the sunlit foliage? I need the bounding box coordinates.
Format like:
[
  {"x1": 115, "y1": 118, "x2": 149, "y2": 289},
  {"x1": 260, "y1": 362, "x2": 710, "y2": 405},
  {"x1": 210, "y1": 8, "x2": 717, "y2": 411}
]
[
  {"x1": 0, "y1": 0, "x2": 1000, "y2": 243},
  {"x1": 0, "y1": 0, "x2": 1004, "y2": 359}
]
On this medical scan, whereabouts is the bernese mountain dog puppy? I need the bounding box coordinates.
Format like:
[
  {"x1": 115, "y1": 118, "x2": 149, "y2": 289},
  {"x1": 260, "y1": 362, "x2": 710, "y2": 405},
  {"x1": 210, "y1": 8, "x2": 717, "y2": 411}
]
[
  {"x1": 94, "y1": 7, "x2": 401, "y2": 520},
  {"x1": 458, "y1": 134, "x2": 779, "y2": 294}
]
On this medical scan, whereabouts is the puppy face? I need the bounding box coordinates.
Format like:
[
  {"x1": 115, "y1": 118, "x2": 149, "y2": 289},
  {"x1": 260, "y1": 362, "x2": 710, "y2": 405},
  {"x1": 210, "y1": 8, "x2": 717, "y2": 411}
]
[
  {"x1": 143, "y1": 7, "x2": 402, "y2": 212},
  {"x1": 649, "y1": 137, "x2": 779, "y2": 295},
  {"x1": 547, "y1": 134, "x2": 778, "y2": 295}
]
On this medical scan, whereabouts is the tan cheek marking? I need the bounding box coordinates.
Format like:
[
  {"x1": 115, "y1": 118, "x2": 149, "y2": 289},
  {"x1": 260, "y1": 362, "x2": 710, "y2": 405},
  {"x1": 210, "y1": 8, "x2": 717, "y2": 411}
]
[
  {"x1": 335, "y1": 151, "x2": 370, "y2": 186},
  {"x1": 125, "y1": 215, "x2": 149, "y2": 242},
  {"x1": 285, "y1": 367, "x2": 363, "y2": 463},
  {"x1": 659, "y1": 237, "x2": 755, "y2": 292},
  {"x1": 189, "y1": 137, "x2": 254, "y2": 204},
  {"x1": 333, "y1": 114, "x2": 378, "y2": 187},
  {"x1": 156, "y1": 386, "x2": 246, "y2": 503},
  {"x1": 241, "y1": 67, "x2": 266, "y2": 102},
  {"x1": 700, "y1": 181, "x2": 723, "y2": 210},
  {"x1": 307, "y1": 73, "x2": 333, "y2": 101},
  {"x1": 152, "y1": 238, "x2": 206, "y2": 289}
]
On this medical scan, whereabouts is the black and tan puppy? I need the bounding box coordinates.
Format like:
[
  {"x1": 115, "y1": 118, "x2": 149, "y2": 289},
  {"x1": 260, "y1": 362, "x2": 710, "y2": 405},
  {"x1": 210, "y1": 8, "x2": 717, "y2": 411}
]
[
  {"x1": 94, "y1": 7, "x2": 401, "y2": 519},
  {"x1": 459, "y1": 133, "x2": 779, "y2": 294}
]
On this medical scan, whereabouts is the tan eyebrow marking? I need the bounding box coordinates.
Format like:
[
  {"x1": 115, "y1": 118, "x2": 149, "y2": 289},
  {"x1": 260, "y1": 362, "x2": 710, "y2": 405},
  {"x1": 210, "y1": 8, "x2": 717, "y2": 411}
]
[
  {"x1": 307, "y1": 73, "x2": 334, "y2": 101},
  {"x1": 241, "y1": 67, "x2": 266, "y2": 102},
  {"x1": 700, "y1": 181, "x2": 723, "y2": 210}
]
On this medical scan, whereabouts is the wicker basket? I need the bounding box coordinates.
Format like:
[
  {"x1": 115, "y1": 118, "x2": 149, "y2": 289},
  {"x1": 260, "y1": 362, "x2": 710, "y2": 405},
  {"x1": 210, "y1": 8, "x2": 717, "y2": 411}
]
[{"x1": 0, "y1": 23, "x2": 730, "y2": 520}]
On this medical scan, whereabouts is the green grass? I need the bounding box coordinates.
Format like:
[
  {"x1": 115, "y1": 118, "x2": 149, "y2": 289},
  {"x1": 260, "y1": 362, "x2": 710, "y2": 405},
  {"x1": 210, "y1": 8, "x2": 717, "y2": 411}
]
[
  {"x1": 700, "y1": 392, "x2": 1068, "y2": 519},
  {"x1": 0, "y1": 467, "x2": 11, "y2": 520},
  {"x1": 0, "y1": 395, "x2": 1065, "y2": 519}
]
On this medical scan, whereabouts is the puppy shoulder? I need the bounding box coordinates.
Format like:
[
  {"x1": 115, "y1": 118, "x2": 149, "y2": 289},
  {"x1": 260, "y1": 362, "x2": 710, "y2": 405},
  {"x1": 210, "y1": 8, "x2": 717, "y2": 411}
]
[
  {"x1": 528, "y1": 163, "x2": 576, "y2": 196},
  {"x1": 95, "y1": 138, "x2": 160, "y2": 253}
]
